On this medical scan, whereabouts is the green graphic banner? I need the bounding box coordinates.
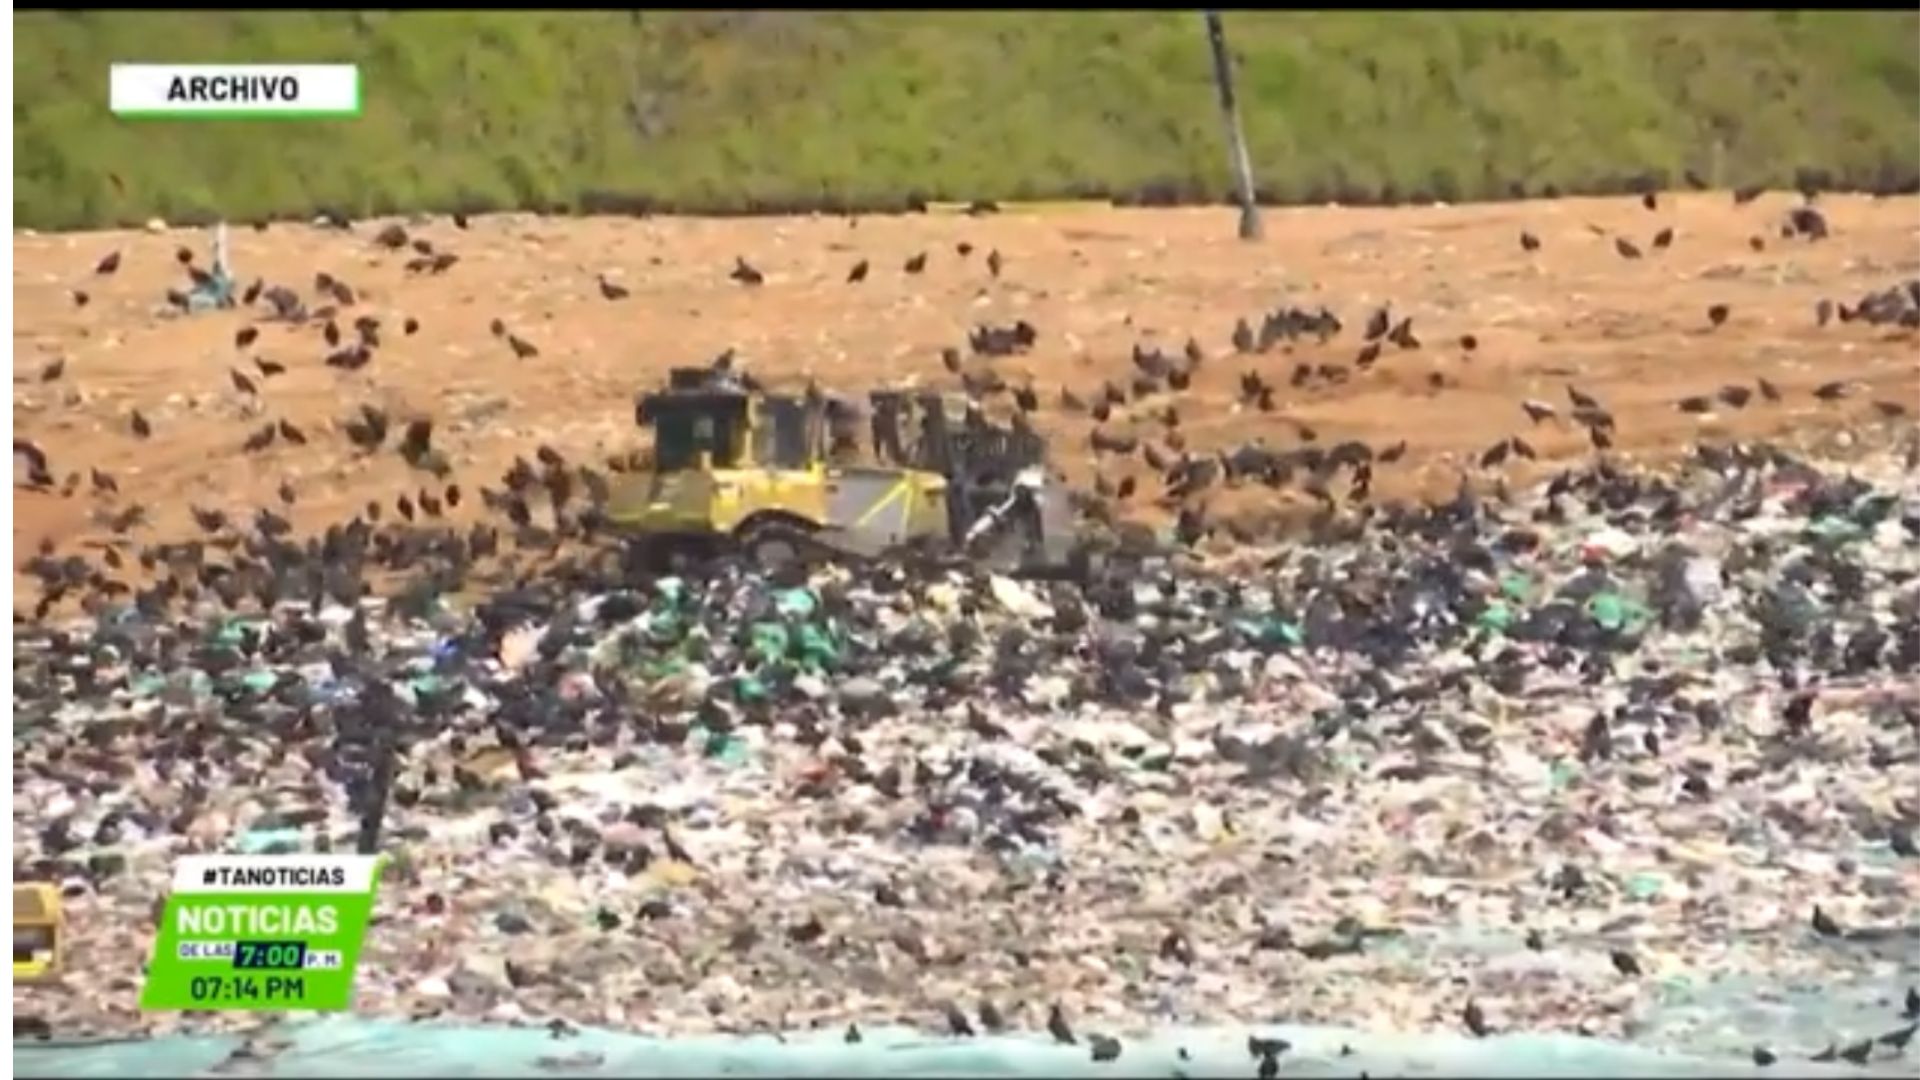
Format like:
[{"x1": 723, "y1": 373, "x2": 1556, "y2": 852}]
[{"x1": 140, "y1": 855, "x2": 383, "y2": 1011}]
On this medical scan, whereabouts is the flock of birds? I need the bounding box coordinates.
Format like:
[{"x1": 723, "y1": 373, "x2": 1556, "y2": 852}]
[
  {"x1": 9, "y1": 188, "x2": 1920, "y2": 1070},
  {"x1": 13, "y1": 186, "x2": 1920, "y2": 625}
]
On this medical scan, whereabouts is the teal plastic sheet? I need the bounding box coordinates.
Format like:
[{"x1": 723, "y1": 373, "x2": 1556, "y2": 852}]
[{"x1": 16, "y1": 1017, "x2": 1909, "y2": 1078}]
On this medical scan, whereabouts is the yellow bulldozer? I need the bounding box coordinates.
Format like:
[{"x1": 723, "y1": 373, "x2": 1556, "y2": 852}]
[
  {"x1": 14, "y1": 882, "x2": 63, "y2": 983},
  {"x1": 607, "y1": 367, "x2": 1084, "y2": 575}
]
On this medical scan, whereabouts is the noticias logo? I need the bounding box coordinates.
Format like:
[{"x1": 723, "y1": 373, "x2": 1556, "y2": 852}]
[{"x1": 110, "y1": 64, "x2": 360, "y2": 118}]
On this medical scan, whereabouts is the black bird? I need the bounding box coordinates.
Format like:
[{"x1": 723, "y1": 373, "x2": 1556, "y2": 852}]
[
  {"x1": 1816, "y1": 299, "x2": 1834, "y2": 327},
  {"x1": 1642, "y1": 191, "x2": 1658, "y2": 211},
  {"x1": 1707, "y1": 304, "x2": 1729, "y2": 328},
  {"x1": 1248, "y1": 1036, "x2": 1290, "y2": 1059},
  {"x1": 255, "y1": 357, "x2": 286, "y2": 378},
  {"x1": 846, "y1": 259, "x2": 868, "y2": 284},
  {"x1": 39, "y1": 358, "x2": 64, "y2": 382},
  {"x1": 597, "y1": 276, "x2": 630, "y2": 301},
  {"x1": 1718, "y1": 385, "x2": 1753, "y2": 409},
  {"x1": 1652, "y1": 227, "x2": 1674, "y2": 250},
  {"x1": 235, "y1": 326, "x2": 260, "y2": 349},
  {"x1": 944, "y1": 1001, "x2": 974, "y2": 1037},
  {"x1": 1609, "y1": 948, "x2": 1642, "y2": 976},
  {"x1": 508, "y1": 334, "x2": 540, "y2": 360},
  {"x1": 1047, "y1": 1003, "x2": 1076, "y2": 1045},
  {"x1": 344, "y1": 405, "x2": 390, "y2": 450},
  {"x1": 1812, "y1": 380, "x2": 1851, "y2": 402},
  {"x1": 1890, "y1": 829, "x2": 1917, "y2": 858},
  {"x1": 1615, "y1": 237, "x2": 1643, "y2": 260},
  {"x1": 1088, "y1": 1034, "x2": 1122, "y2": 1063},
  {"x1": 1521, "y1": 399, "x2": 1556, "y2": 424},
  {"x1": 1365, "y1": 306, "x2": 1391, "y2": 341},
  {"x1": 1524, "y1": 929, "x2": 1545, "y2": 951},
  {"x1": 130, "y1": 410, "x2": 152, "y2": 439},
  {"x1": 325, "y1": 345, "x2": 372, "y2": 371},
  {"x1": 730, "y1": 257, "x2": 764, "y2": 286},
  {"x1": 904, "y1": 252, "x2": 927, "y2": 274},
  {"x1": 1751, "y1": 1046, "x2": 1776, "y2": 1066},
  {"x1": 1462, "y1": 1000, "x2": 1490, "y2": 1038},
  {"x1": 1838, "y1": 1039, "x2": 1873, "y2": 1065},
  {"x1": 1677, "y1": 395, "x2": 1713, "y2": 415},
  {"x1": 1388, "y1": 317, "x2": 1420, "y2": 350},
  {"x1": 1879, "y1": 1022, "x2": 1916, "y2": 1051},
  {"x1": 1812, "y1": 1043, "x2": 1837, "y2": 1063},
  {"x1": 400, "y1": 419, "x2": 434, "y2": 464},
  {"x1": 1568, "y1": 385, "x2": 1600, "y2": 411},
  {"x1": 1757, "y1": 377, "x2": 1781, "y2": 403},
  {"x1": 1811, "y1": 906, "x2": 1843, "y2": 937},
  {"x1": 229, "y1": 369, "x2": 258, "y2": 395},
  {"x1": 1232, "y1": 318, "x2": 1255, "y2": 353},
  {"x1": 1520, "y1": 231, "x2": 1541, "y2": 252},
  {"x1": 404, "y1": 316, "x2": 420, "y2": 335},
  {"x1": 987, "y1": 249, "x2": 1003, "y2": 277},
  {"x1": 978, "y1": 1000, "x2": 1006, "y2": 1034},
  {"x1": 1906, "y1": 986, "x2": 1920, "y2": 1019},
  {"x1": 277, "y1": 419, "x2": 307, "y2": 445},
  {"x1": 1787, "y1": 206, "x2": 1829, "y2": 240},
  {"x1": 95, "y1": 251, "x2": 122, "y2": 276}
]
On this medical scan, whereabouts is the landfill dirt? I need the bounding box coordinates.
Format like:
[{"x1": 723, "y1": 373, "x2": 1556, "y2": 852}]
[
  {"x1": 11, "y1": 193, "x2": 1920, "y2": 1070},
  {"x1": 11, "y1": 194, "x2": 1920, "y2": 596}
]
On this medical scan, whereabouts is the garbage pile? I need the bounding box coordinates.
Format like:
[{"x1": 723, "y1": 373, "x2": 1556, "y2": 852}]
[{"x1": 13, "y1": 442, "x2": 1920, "y2": 1062}]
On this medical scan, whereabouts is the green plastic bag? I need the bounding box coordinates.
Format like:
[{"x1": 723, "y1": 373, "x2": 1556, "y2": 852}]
[
  {"x1": 774, "y1": 588, "x2": 818, "y2": 619},
  {"x1": 1233, "y1": 617, "x2": 1302, "y2": 647},
  {"x1": 750, "y1": 623, "x2": 791, "y2": 666},
  {"x1": 794, "y1": 623, "x2": 841, "y2": 670},
  {"x1": 1476, "y1": 601, "x2": 1515, "y2": 633},
  {"x1": 1587, "y1": 592, "x2": 1650, "y2": 633}
]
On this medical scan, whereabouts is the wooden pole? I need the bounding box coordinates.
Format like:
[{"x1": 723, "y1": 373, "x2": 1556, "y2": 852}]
[{"x1": 1204, "y1": 11, "x2": 1262, "y2": 241}]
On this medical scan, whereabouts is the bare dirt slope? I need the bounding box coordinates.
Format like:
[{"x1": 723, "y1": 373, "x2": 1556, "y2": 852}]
[{"x1": 12, "y1": 195, "x2": 1919, "y2": 600}]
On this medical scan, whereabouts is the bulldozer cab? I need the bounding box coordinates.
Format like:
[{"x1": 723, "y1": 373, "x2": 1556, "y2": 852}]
[{"x1": 639, "y1": 371, "x2": 826, "y2": 473}]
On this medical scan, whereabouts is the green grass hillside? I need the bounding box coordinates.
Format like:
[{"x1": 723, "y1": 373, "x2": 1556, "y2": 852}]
[{"x1": 14, "y1": 10, "x2": 1920, "y2": 229}]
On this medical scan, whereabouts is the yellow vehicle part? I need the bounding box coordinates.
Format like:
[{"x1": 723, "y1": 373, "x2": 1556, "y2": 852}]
[
  {"x1": 609, "y1": 465, "x2": 833, "y2": 535},
  {"x1": 14, "y1": 882, "x2": 63, "y2": 983}
]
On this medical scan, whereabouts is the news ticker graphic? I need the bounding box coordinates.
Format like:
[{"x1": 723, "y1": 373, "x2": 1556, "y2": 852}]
[
  {"x1": 109, "y1": 64, "x2": 361, "y2": 118},
  {"x1": 140, "y1": 854, "x2": 384, "y2": 1011}
]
